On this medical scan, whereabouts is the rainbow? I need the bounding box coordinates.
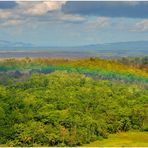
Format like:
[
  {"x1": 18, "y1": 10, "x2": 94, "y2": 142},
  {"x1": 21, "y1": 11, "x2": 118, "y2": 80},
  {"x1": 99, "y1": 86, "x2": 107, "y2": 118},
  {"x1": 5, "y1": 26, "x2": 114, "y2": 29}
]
[{"x1": 0, "y1": 58, "x2": 148, "y2": 83}]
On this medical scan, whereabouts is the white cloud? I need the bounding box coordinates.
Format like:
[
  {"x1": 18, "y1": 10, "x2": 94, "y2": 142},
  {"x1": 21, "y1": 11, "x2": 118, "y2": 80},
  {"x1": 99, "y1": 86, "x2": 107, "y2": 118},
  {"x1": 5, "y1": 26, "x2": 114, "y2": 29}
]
[
  {"x1": 60, "y1": 14, "x2": 86, "y2": 22},
  {"x1": 87, "y1": 17, "x2": 110, "y2": 30},
  {"x1": 21, "y1": 1, "x2": 66, "y2": 16},
  {"x1": 0, "y1": 1, "x2": 68, "y2": 28},
  {"x1": 0, "y1": 10, "x2": 11, "y2": 19},
  {"x1": 0, "y1": 19, "x2": 24, "y2": 27},
  {"x1": 132, "y1": 20, "x2": 148, "y2": 32}
]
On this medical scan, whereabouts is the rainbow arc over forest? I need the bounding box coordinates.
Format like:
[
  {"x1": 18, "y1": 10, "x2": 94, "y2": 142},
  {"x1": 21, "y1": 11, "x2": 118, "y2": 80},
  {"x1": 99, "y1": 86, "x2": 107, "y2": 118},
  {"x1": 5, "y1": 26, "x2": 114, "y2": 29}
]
[{"x1": 0, "y1": 58, "x2": 148, "y2": 83}]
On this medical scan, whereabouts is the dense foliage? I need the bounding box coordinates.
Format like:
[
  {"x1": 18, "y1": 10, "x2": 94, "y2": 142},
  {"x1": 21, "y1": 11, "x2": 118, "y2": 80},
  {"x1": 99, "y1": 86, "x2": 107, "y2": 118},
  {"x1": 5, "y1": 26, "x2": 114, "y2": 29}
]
[
  {"x1": 0, "y1": 72, "x2": 147, "y2": 146},
  {"x1": 0, "y1": 58, "x2": 147, "y2": 146},
  {"x1": 115, "y1": 56, "x2": 148, "y2": 72}
]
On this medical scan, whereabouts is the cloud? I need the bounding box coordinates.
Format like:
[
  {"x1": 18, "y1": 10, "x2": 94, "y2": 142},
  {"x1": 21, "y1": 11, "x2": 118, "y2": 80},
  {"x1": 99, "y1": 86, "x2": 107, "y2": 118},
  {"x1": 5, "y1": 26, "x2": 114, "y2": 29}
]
[
  {"x1": 1, "y1": 1, "x2": 148, "y2": 19},
  {"x1": 60, "y1": 14, "x2": 86, "y2": 22},
  {"x1": 0, "y1": 10, "x2": 11, "y2": 19},
  {"x1": 62, "y1": 1, "x2": 148, "y2": 18},
  {"x1": 17, "y1": 1, "x2": 66, "y2": 16},
  {"x1": 132, "y1": 20, "x2": 148, "y2": 32},
  {"x1": 0, "y1": 1, "x2": 87, "y2": 28},
  {"x1": 0, "y1": 1, "x2": 68, "y2": 28},
  {"x1": 0, "y1": 1, "x2": 17, "y2": 9},
  {"x1": 0, "y1": 19, "x2": 23, "y2": 27},
  {"x1": 87, "y1": 17, "x2": 110, "y2": 30},
  {"x1": 1, "y1": 1, "x2": 147, "y2": 32}
]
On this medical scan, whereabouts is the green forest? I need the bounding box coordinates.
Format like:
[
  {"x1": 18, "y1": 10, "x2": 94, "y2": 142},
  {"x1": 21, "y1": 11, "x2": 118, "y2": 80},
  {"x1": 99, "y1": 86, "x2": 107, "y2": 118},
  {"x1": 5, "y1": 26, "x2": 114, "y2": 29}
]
[{"x1": 0, "y1": 57, "x2": 148, "y2": 146}]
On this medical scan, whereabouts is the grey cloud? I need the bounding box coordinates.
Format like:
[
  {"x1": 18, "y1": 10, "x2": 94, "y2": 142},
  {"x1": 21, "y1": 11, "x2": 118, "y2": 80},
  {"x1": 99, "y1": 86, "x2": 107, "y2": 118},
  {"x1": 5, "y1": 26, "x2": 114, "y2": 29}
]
[{"x1": 62, "y1": 1, "x2": 148, "y2": 18}]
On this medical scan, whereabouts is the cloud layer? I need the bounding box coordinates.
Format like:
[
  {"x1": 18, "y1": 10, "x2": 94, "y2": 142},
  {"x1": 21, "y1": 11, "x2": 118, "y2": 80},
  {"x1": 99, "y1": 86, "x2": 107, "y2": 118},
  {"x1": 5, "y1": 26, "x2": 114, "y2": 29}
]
[
  {"x1": 0, "y1": 1, "x2": 148, "y2": 30},
  {"x1": 62, "y1": 1, "x2": 148, "y2": 18},
  {"x1": 0, "y1": 1, "x2": 148, "y2": 18},
  {"x1": 0, "y1": 1, "x2": 148, "y2": 46},
  {"x1": 0, "y1": 1, "x2": 17, "y2": 9}
]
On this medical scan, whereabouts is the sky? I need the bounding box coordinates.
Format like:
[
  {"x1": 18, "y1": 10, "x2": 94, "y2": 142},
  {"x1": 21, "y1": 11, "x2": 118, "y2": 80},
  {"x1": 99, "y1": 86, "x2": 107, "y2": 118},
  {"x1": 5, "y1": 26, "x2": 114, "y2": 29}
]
[{"x1": 0, "y1": 1, "x2": 148, "y2": 46}]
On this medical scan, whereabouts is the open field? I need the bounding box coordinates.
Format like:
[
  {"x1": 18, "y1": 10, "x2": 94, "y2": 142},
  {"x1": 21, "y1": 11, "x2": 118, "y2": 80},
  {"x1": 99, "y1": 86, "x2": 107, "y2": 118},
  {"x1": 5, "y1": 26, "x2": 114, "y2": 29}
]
[{"x1": 84, "y1": 131, "x2": 148, "y2": 147}]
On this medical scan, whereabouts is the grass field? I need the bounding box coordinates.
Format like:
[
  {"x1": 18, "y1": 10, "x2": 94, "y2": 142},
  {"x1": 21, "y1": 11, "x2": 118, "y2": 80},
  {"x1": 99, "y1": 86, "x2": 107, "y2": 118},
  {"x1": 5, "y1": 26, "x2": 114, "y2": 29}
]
[{"x1": 84, "y1": 131, "x2": 148, "y2": 147}]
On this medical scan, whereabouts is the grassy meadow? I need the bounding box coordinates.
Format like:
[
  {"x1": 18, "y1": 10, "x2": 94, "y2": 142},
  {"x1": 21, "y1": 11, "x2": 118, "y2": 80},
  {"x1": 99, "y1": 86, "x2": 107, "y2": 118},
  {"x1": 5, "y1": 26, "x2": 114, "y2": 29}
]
[{"x1": 84, "y1": 131, "x2": 148, "y2": 147}]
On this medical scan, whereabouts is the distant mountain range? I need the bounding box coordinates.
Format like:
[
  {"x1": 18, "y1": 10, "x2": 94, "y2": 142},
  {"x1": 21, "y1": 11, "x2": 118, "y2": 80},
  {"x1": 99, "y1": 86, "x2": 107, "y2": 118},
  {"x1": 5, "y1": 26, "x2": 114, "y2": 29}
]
[
  {"x1": 82, "y1": 41, "x2": 148, "y2": 50},
  {"x1": 0, "y1": 40, "x2": 34, "y2": 48},
  {"x1": 0, "y1": 40, "x2": 148, "y2": 58},
  {"x1": 0, "y1": 40, "x2": 148, "y2": 50}
]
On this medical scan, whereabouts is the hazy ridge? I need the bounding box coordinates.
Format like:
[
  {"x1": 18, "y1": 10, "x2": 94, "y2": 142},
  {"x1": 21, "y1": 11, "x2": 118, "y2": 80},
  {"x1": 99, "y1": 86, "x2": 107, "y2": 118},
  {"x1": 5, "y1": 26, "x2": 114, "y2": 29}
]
[{"x1": 0, "y1": 40, "x2": 148, "y2": 58}]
